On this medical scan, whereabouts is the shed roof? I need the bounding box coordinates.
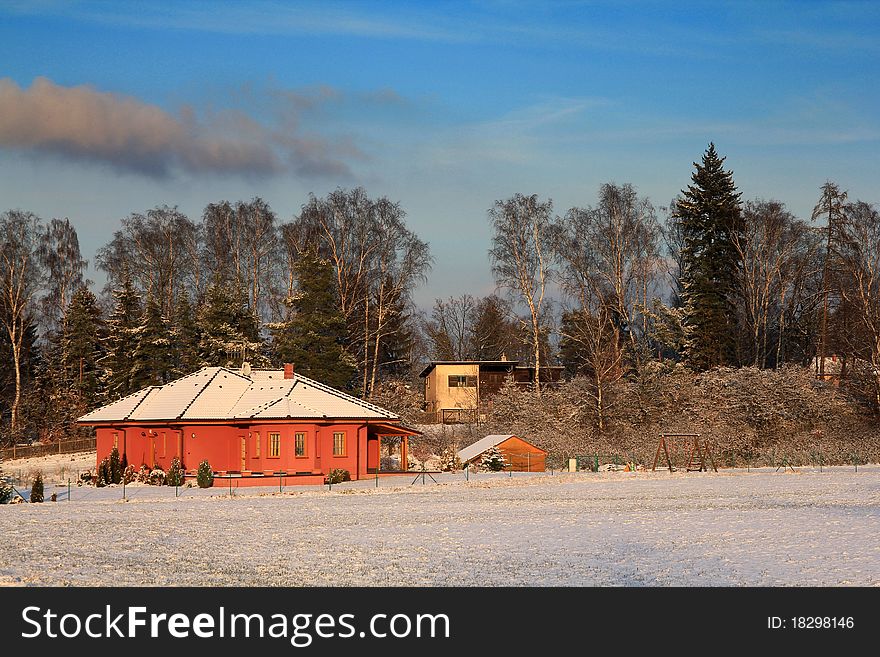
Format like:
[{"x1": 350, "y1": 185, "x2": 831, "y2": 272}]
[
  {"x1": 78, "y1": 366, "x2": 398, "y2": 424},
  {"x1": 457, "y1": 434, "x2": 522, "y2": 463}
]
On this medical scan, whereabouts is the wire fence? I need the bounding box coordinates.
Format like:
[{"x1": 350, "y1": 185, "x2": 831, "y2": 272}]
[
  {"x1": 559, "y1": 449, "x2": 872, "y2": 473},
  {"x1": 0, "y1": 437, "x2": 96, "y2": 461}
]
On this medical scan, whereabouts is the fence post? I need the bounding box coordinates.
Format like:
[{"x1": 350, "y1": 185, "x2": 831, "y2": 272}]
[{"x1": 68, "y1": 478, "x2": 71, "y2": 502}]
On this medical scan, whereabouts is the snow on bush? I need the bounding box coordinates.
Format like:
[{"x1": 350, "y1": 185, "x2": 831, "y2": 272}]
[
  {"x1": 480, "y1": 446, "x2": 507, "y2": 472},
  {"x1": 196, "y1": 460, "x2": 214, "y2": 488},
  {"x1": 325, "y1": 469, "x2": 350, "y2": 484},
  {"x1": 148, "y1": 467, "x2": 166, "y2": 486},
  {"x1": 166, "y1": 458, "x2": 184, "y2": 487}
]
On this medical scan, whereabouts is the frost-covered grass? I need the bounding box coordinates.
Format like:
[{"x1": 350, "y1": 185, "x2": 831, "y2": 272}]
[{"x1": 1, "y1": 466, "x2": 878, "y2": 587}]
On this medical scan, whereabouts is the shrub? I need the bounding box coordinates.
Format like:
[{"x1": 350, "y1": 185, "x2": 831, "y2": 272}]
[
  {"x1": 480, "y1": 446, "x2": 507, "y2": 472},
  {"x1": 109, "y1": 446, "x2": 122, "y2": 484},
  {"x1": 149, "y1": 467, "x2": 166, "y2": 486},
  {"x1": 30, "y1": 472, "x2": 44, "y2": 503},
  {"x1": 96, "y1": 457, "x2": 111, "y2": 487},
  {"x1": 122, "y1": 464, "x2": 138, "y2": 485},
  {"x1": 439, "y1": 447, "x2": 462, "y2": 472},
  {"x1": 136, "y1": 464, "x2": 151, "y2": 484},
  {"x1": 166, "y1": 458, "x2": 185, "y2": 487},
  {"x1": 325, "y1": 468, "x2": 350, "y2": 485},
  {"x1": 196, "y1": 460, "x2": 214, "y2": 488},
  {"x1": 0, "y1": 476, "x2": 12, "y2": 504}
]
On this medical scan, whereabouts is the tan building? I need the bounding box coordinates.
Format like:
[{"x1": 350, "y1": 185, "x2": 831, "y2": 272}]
[{"x1": 420, "y1": 359, "x2": 563, "y2": 424}]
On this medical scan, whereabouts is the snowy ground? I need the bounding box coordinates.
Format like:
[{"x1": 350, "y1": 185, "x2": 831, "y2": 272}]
[
  {"x1": 1, "y1": 450, "x2": 95, "y2": 487},
  {"x1": 1, "y1": 460, "x2": 879, "y2": 586}
]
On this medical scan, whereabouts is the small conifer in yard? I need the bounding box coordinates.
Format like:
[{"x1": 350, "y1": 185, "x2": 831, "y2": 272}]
[
  {"x1": 197, "y1": 459, "x2": 214, "y2": 488},
  {"x1": 166, "y1": 458, "x2": 185, "y2": 487},
  {"x1": 109, "y1": 446, "x2": 122, "y2": 484},
  {"x1": 480, "y1": 446, "x2": 507, "y2": 472},
  {"x1": 30, "y1": 472, "x2": 44, "y2": 503}
]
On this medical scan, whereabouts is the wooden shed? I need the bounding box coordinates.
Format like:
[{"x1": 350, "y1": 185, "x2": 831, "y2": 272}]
[{"x1": 457, "y1": 434, "x2": 547, "y2": 472}]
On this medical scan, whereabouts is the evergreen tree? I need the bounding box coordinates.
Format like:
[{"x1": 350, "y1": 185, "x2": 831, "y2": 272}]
[
  {"x1": 171, "y1": 293, "x2": 201, "y2": 375},
  {"x1": 100, "y1": 272, "x2": 142, "y2": 399},
  {"x1": 0, "y1": 462, "x2": 12, "y2": 503},
  {"x1": 29, "y1": 472, "x2": 44, "y2": 503},
  {"x1": 272, "y1": 249, "x2": 356, "y2": 389},
  {"x1": 375, "y1": 281, "x2": 415, "y2": 379},
  {"x1": 470, "y1": 295, "x2": 521, "y2": 361},
  {"x1": 480, "y1": 445, "x2": 507, "y2": 472},
  {"x1": 673, "y1": 143, "x2": 744, "y2": 370},
  {"x1": 197, "y1": 272, "x2": 267, "y2": 368},
  {"x1": 130, "y1": 293, "x2": 175, "y2": 389},
  {"x1": 61, "y1": 286, "x2": 104, "y2": 408}
]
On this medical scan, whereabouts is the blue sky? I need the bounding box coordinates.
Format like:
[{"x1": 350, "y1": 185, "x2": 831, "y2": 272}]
[{"x1": 1, "y1": 0, "x2": 878, "y2": 307}]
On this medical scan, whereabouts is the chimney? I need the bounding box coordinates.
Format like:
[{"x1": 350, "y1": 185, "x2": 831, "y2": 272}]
[{"x1": 284, "y1": 363, "x2": 295, "y2": 379}]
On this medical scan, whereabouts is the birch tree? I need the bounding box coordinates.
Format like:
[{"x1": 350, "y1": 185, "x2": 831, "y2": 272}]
[
  {"x1": 557, "y1": 183, "x2": 660, "y2": 371},
  {"x1": 0, "y1": 210, "x2": 43, "y2": 435},
  {"x1": 837, "y1": 200, "x2": 880, "y2": 412},
  {"x1": 488, "y1": 194, "x2": 555, "y2": 395}
]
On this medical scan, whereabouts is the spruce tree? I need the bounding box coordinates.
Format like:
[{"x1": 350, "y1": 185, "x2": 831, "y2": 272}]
[
  {"x1": 375, "y1": 282, "x2": 414, "y2": 379},
  {"x1": 130, "y1": 293, "x2": 175, "y2": 389},
  {"x1": 197, "y1": 272, "x2": 267, "y2": 368},
  {"x1": 272, "y1": 249, "x2": 356, "y2": 389},
  {"x1": 171, "y1": 293, "x2": 201, "y2": 375},
  {"x1": 61, "y1": 286, "x2": 104, "y2": 409},
  {"x1": 674, "y1": 143, "x2": 743, "y2": 370},
  {"x1": 100, "y1": 272, "x2": 142, "y2": 399}
]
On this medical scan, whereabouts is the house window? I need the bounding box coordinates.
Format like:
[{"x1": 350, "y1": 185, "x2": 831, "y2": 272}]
[
  {"x1": 269, "y1": 432, "x2": 281, "y2": 458},
  {"x1": 333, "y1": 432, "x2": 346, "y2": 456},
  {"x1": 112, "y1": 433, "x2": 118, "y2": 449},
  {"x1": 448, "y1": 375, "x2": 477, "y2": 388},
  {"x1": 295, "y1": 432, "x2": 307, "y2": 457},
  {"x1": 254, "y1": 432, "x2": 261, "y2": 458},
  {"x1": 162, "y1": 433, "x2": 167, "y2": 458}
]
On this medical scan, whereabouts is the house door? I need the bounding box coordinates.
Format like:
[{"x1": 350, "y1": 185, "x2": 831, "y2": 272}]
[{"x1": 240, "y1": 436, "x2": 247, "y2": 471}]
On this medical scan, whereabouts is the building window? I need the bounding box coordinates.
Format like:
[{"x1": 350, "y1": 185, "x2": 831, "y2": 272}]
[
  {"x1": 112, "y1": 433, "x2": 118, "y2": 449},
  {"x1": 295, "y1": 432, "x2": 307, "y2": 457},
  {"x1": 333, "y1": 432, "x2": 346, "y2": 456},
  {"x1": 269, "y1": 432, "x2": 281, "y2": 458},
  {"x1": 162, "y1": 433, "x2": 167, "y2": 457},
  {"x1": 448, "y1": 375, "x2": 477, "y2": 388},
  {"x1": 254, "y1": 432, "x2": 261, "y2": 458}
]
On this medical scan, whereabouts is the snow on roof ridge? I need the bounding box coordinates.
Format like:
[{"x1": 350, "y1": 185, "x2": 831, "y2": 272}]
[
  {"x1": 176, "y1": 367, "x2": 227, "y2": 419},
  {"x1": 291, "y1": 372, "x2": 397, "y2": 418}
]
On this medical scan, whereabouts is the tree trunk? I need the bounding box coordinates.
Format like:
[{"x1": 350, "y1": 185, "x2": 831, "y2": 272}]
[{"x1": 11, "y1": 331, "x2": 21, "y2": 435}]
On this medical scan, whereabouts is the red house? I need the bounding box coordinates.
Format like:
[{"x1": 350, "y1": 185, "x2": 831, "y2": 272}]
[{"x1": 77, "y1": 364, "x2": 419, "y2": 486}]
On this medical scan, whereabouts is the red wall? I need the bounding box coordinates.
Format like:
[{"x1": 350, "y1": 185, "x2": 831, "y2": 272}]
[{"x1": 96, "y1": 421, "x2": 373, "y2": 483}]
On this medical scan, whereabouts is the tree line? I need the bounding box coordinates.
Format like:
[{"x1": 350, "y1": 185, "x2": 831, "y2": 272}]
[{"x1": 2, "y1": 143, "x2": 879, "y2": 445}]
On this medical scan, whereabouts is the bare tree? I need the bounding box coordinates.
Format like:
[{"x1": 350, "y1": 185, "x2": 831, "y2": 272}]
[
  {"x1": 37, "y1": 217, "x2": 88, "y2": 337},
  {"x1": 837, "y1": 200, "x2": 880, "y2": 411},
  {"x1": 425, "y1": 295, "x2": 478, "y2": 360},
  {"x1": 98, "y1": 206, "x2": 201, "y2": 316},
  {"x1": 733, "y1": 200, "x2": 816, "y2": 368},
  {"x1": 489, "y1": 194, "x2": 555, "y2": 395},
  {"x1": 365, "y1": 198, "x2": 431, "y2": 397},
  {"x1": 559, "y1": 304, "x2": 622, "y2": 431},
  {"x1": 557, "y1": 183, "x2": 661, "y2": 371},
  {"x1": 0, "y1": 210, "x2": 43, "y2": 435},
  {"x1": 286, "y1": 188, "x2": 430, "y2": 396}
]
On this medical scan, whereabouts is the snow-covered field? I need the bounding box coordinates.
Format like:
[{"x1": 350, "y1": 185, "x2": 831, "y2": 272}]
[{"x1": 1, "y1": 460, "x2": 879, "y2": 586}]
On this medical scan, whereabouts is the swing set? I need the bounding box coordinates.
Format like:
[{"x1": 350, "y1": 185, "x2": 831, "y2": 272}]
[{"x1": 651, "y1": 432, "x2": 718, "y2": 472}]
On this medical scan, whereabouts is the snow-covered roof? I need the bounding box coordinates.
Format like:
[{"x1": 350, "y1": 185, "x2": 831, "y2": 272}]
[
  {"x1": 78, "y1": 367, "x2": 398, "y2": 424},
  {"x1": 457, "y1": 434, "x2": 517, "y2": 463}
]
